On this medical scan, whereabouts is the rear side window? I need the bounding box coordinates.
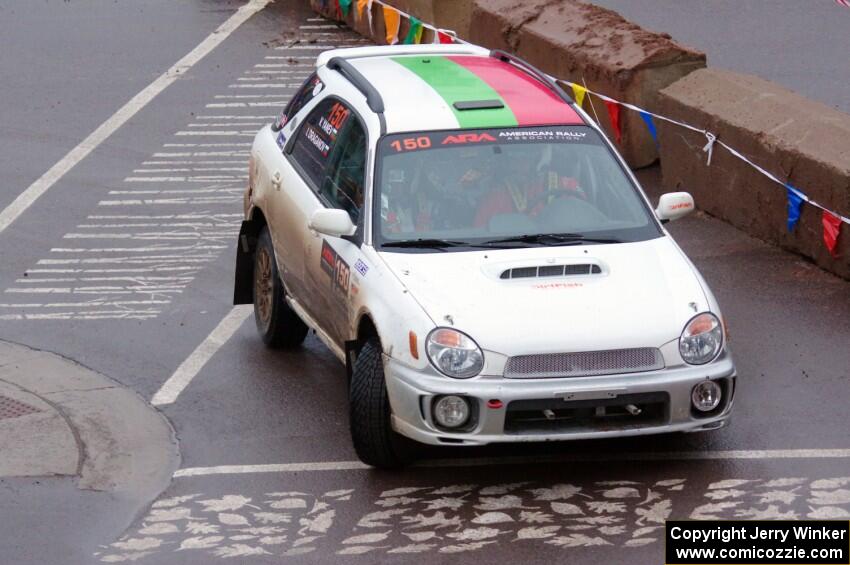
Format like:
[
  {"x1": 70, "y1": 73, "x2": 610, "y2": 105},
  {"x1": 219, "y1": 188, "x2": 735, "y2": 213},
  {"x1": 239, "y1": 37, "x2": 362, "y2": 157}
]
[
  {"x1": 276, "y1": 73, "x2": 323, "y2": 129},
  {"x1": 289, "y1": 98, "x2": 353, "y2": 188}
]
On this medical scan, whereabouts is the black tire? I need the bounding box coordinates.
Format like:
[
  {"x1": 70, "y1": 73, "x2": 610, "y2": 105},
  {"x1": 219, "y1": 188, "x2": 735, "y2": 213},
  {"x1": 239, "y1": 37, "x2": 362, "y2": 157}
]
[
  {"x1": 349, "y1": 338, "x2": 414, "y2": 469},
  {"x1": 253, "y1": 227, "x2": 308, "y2": 348}
]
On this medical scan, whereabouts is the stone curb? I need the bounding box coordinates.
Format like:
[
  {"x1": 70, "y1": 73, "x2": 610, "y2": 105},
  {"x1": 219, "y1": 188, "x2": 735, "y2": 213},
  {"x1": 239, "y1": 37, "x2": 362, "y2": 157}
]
[{"x1": 0, "y1": 339, "x2": 180, "y2": 496}]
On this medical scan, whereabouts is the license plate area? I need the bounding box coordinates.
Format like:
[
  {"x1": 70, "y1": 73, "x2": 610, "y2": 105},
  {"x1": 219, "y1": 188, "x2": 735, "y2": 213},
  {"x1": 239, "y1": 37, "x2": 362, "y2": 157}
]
[{"x1": 504, "y1": 392, "x2": 669, "y2": 435}]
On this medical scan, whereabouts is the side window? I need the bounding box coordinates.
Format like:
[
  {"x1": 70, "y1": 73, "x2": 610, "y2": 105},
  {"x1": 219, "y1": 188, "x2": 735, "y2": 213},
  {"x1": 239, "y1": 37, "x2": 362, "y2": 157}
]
[
  {"x1": 321, "y1": 118, "x2": 367, "y2": 223},
  {"x1": 289, "y1": 98, "x2": 352, "y2": 187},
  {"x1": 276, "y1": 73, "x2": 323, "y2": 130}
]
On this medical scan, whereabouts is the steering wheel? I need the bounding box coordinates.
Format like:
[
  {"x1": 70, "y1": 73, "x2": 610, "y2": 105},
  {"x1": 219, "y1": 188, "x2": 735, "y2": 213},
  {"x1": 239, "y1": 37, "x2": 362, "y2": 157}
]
[{"x1": 526, "y1": 187, "x2": 583, "y2": 211}]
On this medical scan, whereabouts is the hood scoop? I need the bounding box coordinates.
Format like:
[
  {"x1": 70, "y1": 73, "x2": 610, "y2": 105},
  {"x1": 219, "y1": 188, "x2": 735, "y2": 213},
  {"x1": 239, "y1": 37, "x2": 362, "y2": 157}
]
[{"x1": 500, "y1": 263, "x2": 602, "y2": 280}]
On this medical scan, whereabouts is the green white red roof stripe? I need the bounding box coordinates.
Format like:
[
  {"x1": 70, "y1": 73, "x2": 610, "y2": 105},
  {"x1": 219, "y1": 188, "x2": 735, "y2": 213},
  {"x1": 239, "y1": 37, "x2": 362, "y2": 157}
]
[{"x1": 390, "y1": 55, "x2": 582, "y2": 129}]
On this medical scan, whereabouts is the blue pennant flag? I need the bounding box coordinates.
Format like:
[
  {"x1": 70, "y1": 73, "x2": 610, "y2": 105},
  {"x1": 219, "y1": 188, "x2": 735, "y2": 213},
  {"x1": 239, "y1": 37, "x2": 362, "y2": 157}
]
[
  {"x1": 639, "y1": 111, "x2": 658, "y2": 146},
  {"x1": 786, "y1": 184, "x2": 804, "y2": 232}
]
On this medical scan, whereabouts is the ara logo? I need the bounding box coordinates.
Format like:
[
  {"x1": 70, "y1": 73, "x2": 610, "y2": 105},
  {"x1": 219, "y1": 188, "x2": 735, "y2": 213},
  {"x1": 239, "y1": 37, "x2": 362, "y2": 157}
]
[{"x1": 441, "y1": 133, "x2": 497, "y2": 145}]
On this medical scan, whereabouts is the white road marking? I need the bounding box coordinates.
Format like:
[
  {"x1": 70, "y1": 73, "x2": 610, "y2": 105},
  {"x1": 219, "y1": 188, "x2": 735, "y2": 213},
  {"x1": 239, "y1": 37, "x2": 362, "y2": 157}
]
[
  {"x1": 101, "y1": 475, "x2": 850, "y2": 560},
  {"x1": 195, "y1": 114, "x2": 276, "y2": 119},
  {"x1": 187, "y1": 123, "x2": 266, "y2": 128},
  {"x1": 0, "y1": 12, "x2": 354, "y2": 322},
  {"x1": 151, "y1": 305, "x2": 253, "y2": 405},
  {"x1": 0, "y1": 0, "x2": 270, "y2": 236},
  {"x1": 213, "y1": 94, "x2": 290, "y2": 98},
  {"x1": 228, "y1": 83, "x2": 302, "y2": 88},
  {"x1": 162, "y1": 143, "x2": 251, "y2": 147},
  {"x1": 173, "y1": 448, "x2": 850, "y2": 477},
  {"x1": 206, "y1": 102, "x2": 285, "y2": 108},
  {"x1": 175, "y1": 130, "x2": 255, "y2": 136},
  {"x1": 141, "y1": 161, "x2": 246, "y2": 166},
  {"x1": 130, "y1": 167, "x2": 246, "y2": 173}
]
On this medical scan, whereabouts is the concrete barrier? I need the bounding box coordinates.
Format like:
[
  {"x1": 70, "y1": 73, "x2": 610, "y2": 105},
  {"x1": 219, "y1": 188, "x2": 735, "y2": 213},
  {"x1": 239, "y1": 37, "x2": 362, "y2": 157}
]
[
  {"x1": 467, "y1": 0, "x2": 705, "y2": 168},
  {"x1": 658, "y1": 68, "x2": 850, "y2": 279}
]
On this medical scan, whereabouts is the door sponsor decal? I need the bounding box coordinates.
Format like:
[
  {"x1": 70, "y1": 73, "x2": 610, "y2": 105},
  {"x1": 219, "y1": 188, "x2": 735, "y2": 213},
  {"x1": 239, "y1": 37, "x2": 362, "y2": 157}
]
[
  {"x1": 321, "y1": 240, "x2": 350, "y2": 299},
  {"x1": 354, "y1": 259, "x2": 369, "y2": 277}
]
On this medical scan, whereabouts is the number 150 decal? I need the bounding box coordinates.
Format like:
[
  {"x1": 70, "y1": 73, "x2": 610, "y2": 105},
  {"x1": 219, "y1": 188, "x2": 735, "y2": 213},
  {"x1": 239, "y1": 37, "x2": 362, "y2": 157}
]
[{"x1": 320, "y1": 240, "x2": 350, "y2": 298}]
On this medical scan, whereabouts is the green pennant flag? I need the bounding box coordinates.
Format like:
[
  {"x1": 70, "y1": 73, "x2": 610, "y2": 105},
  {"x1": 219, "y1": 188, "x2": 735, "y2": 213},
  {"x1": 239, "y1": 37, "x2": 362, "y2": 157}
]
[
  {"x1": 403, "y1": 16, "x2": 423, "y2": 44},
  {"x1": 339, "y1": 0, "x2": 352, "y2": 17}
]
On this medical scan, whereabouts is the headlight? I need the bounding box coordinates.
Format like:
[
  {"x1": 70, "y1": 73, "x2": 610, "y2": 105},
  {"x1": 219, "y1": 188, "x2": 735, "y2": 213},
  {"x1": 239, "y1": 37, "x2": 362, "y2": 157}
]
[
  {"x1": 426, "y1": 328, "x2": 484, "y2": 378},
  {"x1": 679, "y1": 312, "x2": 723, "y2": 365}
]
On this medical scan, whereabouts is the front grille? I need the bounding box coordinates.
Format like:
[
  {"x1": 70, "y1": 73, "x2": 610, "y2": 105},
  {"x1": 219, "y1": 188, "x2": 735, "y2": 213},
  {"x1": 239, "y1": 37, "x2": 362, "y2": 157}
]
[
  {"x1": 504, "y1": 347, "x2": 664, "y2": 379},
  {"x1": 504, "y1": 392, "x2": 669, "y2": 435}
]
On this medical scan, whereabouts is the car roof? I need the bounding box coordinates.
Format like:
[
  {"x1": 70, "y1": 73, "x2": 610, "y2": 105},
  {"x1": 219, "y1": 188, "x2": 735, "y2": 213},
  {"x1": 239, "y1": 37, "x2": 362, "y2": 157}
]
[{"x1": 320, "y1": 46, "x2": 586, "y2": 134}]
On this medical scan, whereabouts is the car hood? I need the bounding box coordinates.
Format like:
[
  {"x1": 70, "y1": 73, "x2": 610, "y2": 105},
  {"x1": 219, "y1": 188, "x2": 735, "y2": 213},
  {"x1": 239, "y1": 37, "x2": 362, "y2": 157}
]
[{"x1": 378, "y1": 236, "x2": 709, "y2": 357}]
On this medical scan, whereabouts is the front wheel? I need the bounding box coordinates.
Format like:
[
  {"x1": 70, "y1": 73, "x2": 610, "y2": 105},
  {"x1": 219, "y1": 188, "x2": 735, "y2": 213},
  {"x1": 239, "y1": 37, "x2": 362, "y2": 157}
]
[
  {"x1": 253, "y1": 227, "x2": 308, "y2": 348},
  {"x1": 349, "y1": 338, "x2": 414, "y2": 469}
]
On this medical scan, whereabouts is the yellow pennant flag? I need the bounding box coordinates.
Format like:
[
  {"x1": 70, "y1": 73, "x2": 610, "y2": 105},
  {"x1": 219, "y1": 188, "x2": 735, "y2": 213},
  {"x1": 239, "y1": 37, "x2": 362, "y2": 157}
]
[
  {"x1": 414, "y1": 23, "x2": 424, "y2": 44},
  {"x1": 383, "y1": 6, "x2": 401, "y2": 45},
  {"x1": 571, "y1": 83, "x2": 587, "y2": 107}
]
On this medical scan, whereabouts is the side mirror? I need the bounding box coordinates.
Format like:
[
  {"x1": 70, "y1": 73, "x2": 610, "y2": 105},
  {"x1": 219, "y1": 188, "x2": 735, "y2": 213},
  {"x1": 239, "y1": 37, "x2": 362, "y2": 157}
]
[
  {"x1": 308, "y1": 208, "x2": 356, "y2": 237},
  {"x1": 655, "y1": 192, "x2": 695, "y2": 222}
]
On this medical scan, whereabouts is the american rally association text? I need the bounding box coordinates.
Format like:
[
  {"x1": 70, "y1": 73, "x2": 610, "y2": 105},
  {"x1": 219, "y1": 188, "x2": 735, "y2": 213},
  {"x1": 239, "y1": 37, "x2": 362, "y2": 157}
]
[{"x1": 669, "y1": 525, "x2": 848, "y2": 545}]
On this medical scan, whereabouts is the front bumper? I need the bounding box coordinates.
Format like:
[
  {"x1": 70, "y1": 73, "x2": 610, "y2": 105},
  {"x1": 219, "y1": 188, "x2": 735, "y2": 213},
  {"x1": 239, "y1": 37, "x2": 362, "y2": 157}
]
[{"x1": 384, "y1": 352, "x2": 736, "y2": 446}]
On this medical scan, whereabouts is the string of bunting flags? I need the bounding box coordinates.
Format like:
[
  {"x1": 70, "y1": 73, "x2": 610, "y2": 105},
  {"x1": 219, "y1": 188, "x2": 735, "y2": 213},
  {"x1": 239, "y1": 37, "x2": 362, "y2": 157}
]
[
  {"x1": 333, "y1": 0, "x2": 457, "y2": 45},
  {"x1": 558, "y1": 80, "x2": 849, "y2": 257},
  {"x1": 324, "y1": 0, "x2": 848, "y2": 258}
]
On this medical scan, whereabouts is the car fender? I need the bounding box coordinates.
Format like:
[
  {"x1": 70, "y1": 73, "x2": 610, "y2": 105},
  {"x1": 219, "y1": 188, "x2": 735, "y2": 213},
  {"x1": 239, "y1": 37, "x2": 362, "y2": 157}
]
[{"x1": 347, "y1": 246, "x2": 435, "y2": 372}]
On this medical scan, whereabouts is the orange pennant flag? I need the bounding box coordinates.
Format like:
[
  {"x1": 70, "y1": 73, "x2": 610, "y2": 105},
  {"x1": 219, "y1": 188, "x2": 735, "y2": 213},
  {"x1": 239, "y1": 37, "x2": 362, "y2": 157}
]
[
  {"x1": 383, "y1": 6, "x2": 401, "y2": 45},
  {"x1": 356, "y1": 0, "x2": 368, "y2": 19}
]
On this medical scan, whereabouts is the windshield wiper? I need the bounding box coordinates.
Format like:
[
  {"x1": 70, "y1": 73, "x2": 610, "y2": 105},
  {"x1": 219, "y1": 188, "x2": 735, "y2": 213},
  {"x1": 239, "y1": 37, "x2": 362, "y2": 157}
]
[
  {"x1": 381, "y1": 238, "x2": 468, "y2": 250},
  {"x1": 483, "y1": 233, "x2": 622, "y2": 246}
]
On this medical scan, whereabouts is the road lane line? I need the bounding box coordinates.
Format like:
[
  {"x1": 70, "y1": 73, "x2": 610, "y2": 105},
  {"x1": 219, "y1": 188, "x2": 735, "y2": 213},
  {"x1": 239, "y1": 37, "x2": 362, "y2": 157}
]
[
  {"x1": 0, "y1": 0, "x2": 270, "y2": 236},
  {"x1": 172, "y1": 448, "x2": 850, "y2": 477},
  {"x1": 151, "y1": 305, "x2": 252, "y2": 405}
]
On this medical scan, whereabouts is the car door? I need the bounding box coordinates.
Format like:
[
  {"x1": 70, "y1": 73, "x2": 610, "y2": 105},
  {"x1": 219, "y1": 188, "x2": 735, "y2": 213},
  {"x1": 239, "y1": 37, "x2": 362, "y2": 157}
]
[
  {"x1": 265, "y1": 95, "x2": 348, "y2": 324},
  {"x1": 306, "y1": 108, "x2": 370, "y2": 347}
]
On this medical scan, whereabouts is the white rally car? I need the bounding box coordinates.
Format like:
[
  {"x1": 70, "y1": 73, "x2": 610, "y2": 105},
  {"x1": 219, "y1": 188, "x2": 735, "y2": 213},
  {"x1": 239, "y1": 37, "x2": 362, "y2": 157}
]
[{"x1": 234, "y1": 44, "x2": 736, "y2": 468}]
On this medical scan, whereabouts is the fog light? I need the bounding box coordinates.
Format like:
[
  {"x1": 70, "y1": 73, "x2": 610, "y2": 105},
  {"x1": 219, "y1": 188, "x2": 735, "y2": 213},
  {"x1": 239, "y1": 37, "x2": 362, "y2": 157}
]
[
  {"x1": 692, "y1": 380, "x2": 722, "y2": 412},
  {"x1": 433, "y1": 395, "x2": 470, "y2": 428}
]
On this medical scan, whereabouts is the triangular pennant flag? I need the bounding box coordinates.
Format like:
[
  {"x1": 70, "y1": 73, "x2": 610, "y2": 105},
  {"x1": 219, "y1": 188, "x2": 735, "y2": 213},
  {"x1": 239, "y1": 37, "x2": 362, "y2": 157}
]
[
  {"x1": 604, "y1": 100, "x2": 622, "y2": 144},
  {"x1": 383, "y1": 6, "x2": 401, "y2": 45},
  {"x1": 785, "y1": 184, "x2": 804, "y2": 232},
  {"x1": 822, "y1": 210, "x2": 842, "y2": 257},
  {"x1": 570, "y1": 84, "x2": 587, "y2": 107},
  {"x1": 639, "y1": 111, "x2": 658, "y2": 146},
  {"x1": 338, "y1": 0, "x2": 352, "y2": 17},
  {"x1": 403, "y1": 16, "x2": 423, "y2": 44},
  {"x1": 356, "y1": 0, "x2": 368, "y2": 20},
  {"x1": 414, "y1": 23, "x2": 424, "y2": 44},
  {"x1": 438, "y1": 31, "x2": 454, "y2": 44},
  {"x1": 366, "y1": 0, "x2": 373, "y2": 33}
]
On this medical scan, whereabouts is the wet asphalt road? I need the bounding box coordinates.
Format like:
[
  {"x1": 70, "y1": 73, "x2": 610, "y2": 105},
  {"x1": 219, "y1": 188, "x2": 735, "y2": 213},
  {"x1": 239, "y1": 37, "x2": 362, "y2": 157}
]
[{"x1": 0, "y1": 1, "x2": 848, "y2": 564}]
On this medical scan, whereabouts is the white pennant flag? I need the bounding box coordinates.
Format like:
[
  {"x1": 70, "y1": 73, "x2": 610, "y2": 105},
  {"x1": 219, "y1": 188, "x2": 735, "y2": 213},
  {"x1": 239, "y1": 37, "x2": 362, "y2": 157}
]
[{"x1": 367, "y1": 0, "x2": 373, "y2": 33}]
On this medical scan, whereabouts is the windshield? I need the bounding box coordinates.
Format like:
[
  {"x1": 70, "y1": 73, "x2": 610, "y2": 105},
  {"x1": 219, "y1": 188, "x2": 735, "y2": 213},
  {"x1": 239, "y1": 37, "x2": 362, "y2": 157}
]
[{"x1": 373, "y1": 126, "x2": 661, "y2": 250}]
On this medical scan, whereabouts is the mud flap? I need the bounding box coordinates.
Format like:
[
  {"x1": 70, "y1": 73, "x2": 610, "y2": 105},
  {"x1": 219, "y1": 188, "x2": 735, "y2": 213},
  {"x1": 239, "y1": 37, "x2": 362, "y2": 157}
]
[{"x1": 233, "y1": 220, "x2": 262, "y2": 305}]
